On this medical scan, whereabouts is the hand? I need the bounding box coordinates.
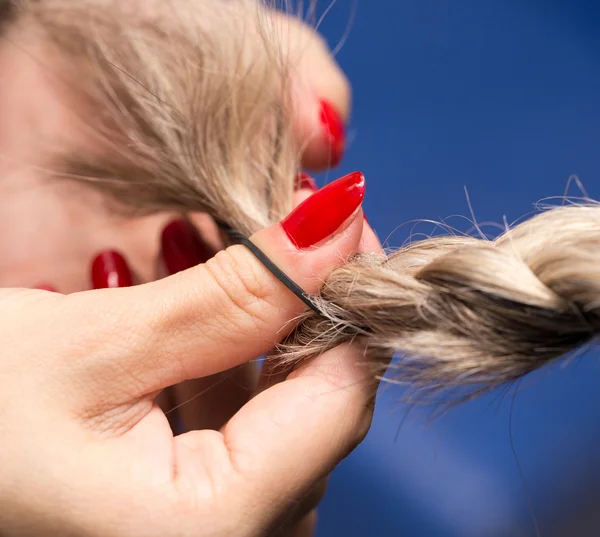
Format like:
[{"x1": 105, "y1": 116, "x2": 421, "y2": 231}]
[
  {"x1": 0, "y1": 4, "x2": 374, "y2": 535},
  {"x1": 0, "y1": 178, "x2": 380, "y2": 537},
  {"x1": 86, "y1": 176, "x2": 380, "y2": 436}
]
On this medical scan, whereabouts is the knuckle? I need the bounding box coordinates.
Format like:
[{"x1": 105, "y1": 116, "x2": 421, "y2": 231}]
[{"x1": 204, "y1": 246, "x2": 282, "y2": 333}]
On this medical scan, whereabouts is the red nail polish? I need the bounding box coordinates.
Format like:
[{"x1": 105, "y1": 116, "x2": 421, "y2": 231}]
[
  {"x1": 294, "y1": 172, "x2": 318, "y2": 192},
  {"x1": 91, "y1": 251, "x2": 133, "y2": 289},
  {"x1": 281, "y1": 171, "x2": 365, "y2": 249},
  {"x1": 319, "y1": 100, "x2": 345, "y2": 167},
  {"x1": 161, "y1": 219, "x2": 213, "y2": 275}
]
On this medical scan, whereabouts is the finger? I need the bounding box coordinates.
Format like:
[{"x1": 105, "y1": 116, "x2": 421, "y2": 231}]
[
  {"x1": 271, "y1": 11, "x2": 351, "y2": 170},
  {"x1": 90, "y1": 249, "x2": 182, "y2": 428},
  {"x1": 63, "y1": 172, "x2": 366, "y2": 400},
  {"x1": 253, "y1": 223, "x2": 378, "y2": 396},
  {"x1": 359, "y1": 216, "x2": 384, "y2": 256},
  {"x1": 257, "y1": 181, "x2": 381, "y2": 392},
  {"x1": 227, "y1": 344, "x2": 375, "y2": 522},
  {"x1": 296, "y1": 173, "x2": 381, "y2": 256},
  {"x1": 294, "y1": 92, "x2": 347, "y2": 170},
  {"x1": 293, "y1": 172, "x2": 319, "y2": 205},
  {"x1": 158, "y1": 219, "x2": 258, "y2": 432},
  {"x1": 175, "y1": 343, "x2": 376, "y2": 530},
  {"x1": 90, "y1": 251, "x2": 135, "y2": 289},
  {"x1": 254, "y1": 188, "x2": 382, "y2": 396},
  {"x1": 158, "y1": 219, "x2": 216, "y2": 277}
]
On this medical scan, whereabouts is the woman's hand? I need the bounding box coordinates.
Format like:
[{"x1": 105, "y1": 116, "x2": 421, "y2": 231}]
[
  {"x1": 0, "y1": 5, "x2": 375, "y2": 535},
  {"x1": 0, "y1": 176, "x2": 378, "y2": 537}
]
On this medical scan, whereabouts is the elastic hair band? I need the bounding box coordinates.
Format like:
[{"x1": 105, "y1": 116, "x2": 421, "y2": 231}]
[{"x1": 219, "y1": 223, "x2": 323, "y2": 315}]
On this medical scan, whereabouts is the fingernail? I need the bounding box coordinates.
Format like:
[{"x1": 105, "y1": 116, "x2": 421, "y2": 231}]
[
  {"x1": 91, "y1": 251, "x2": 133, "y2": 289},
  {"x1": 281, "y1": 171, "x2": 365, "y2": 249},
  {"x1": 319, "y1": 99, "x2": 345, "y2": 167},
  {"x1": 294, "y1": 172, "x2": 318, "y2": 192},
  {"x1": 161, "y1": 219, "x2": 213, "y2": 275}
]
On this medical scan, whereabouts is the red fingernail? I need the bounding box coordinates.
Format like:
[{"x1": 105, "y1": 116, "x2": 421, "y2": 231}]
[
  {"x1": 319, "y1": 100, "x2": 345, "y2": 167},
  {"x1": 34, "y1": 283, "x2": 57, "y2": 292},
  {"x1": 281, "y1": 171, "x2": 365, "y2": 249},
  {"x1": 294, "y1": 172, "x2": 318, "y2": 192},
  {"x1": 161, "y1": 219, "x2": 213, "y2": 275},
  {"x1": 91, "y1": 251, "x2": 133, "y2": 289}
]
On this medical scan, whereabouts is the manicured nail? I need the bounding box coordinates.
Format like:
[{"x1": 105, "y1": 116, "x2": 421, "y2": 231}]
[
  {"x1": 281, "y1": 171, "x2": 365, "y2": 249},
  {"x1": 91, "y1": 251, "x2": 133, "y2": 289},
  {"x1": 294, "y1": 172, "x2": 318, "y2": 192},
  {"x1": 161, "y1": 219, "x2": 213, "y2": 275},
  {"x1": 319, "y1": 99, "x2": 345, "y2": 166}
]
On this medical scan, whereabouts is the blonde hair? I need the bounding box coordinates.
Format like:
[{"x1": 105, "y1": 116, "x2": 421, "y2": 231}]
[{"x1": 6, "y1": 0, "x2": 600, "y2": 398}]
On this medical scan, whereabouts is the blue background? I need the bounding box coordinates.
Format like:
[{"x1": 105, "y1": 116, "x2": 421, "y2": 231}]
[{"x1": 310, "y1": 1, "x2": 600, "y2": 536}]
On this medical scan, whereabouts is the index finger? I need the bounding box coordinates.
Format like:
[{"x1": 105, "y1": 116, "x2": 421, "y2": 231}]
[{"x1": 271, "y1": 11, "x2": 351, "y2": 170}]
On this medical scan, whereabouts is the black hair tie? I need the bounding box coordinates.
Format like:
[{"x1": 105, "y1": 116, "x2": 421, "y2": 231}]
[{"x1": 219, "y1": 224, "x2": 323, "y2": 316}]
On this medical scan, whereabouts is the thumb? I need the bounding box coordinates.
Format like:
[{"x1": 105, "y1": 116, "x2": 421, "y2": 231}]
[
  {"x1": 65, "y1": 172, "x2": 365, "y2": 399},
  {"x1": 271, "y1": 10, "x2": 351, "y2": 170}
]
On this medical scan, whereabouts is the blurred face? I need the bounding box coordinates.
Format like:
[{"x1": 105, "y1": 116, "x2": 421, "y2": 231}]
[
  {"x1": 0, "y1": 1, "x2": 350, "y2": 292},
  {"x1": 0, "y1": 27, "x2": 222, "y2": 291}
]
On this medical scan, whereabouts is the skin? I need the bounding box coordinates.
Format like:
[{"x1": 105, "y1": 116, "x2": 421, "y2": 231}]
[{"x1": 0, "y1": 4, "x2": 383, "y2": 537}]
